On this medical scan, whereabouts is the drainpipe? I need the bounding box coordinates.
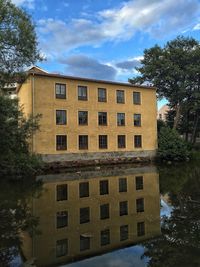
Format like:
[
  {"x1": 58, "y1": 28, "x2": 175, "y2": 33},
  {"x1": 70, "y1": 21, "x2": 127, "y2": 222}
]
[{"x1": 32, "y1": 73, "x2": 35, "y2": 153}]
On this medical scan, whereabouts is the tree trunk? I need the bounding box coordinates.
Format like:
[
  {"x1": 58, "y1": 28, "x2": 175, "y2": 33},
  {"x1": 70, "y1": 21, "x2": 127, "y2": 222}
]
[
  {"x1": 191, "y1": 111, "x2": 200, "y2": 145},
  {"x1": 173, "y1": 104, "x2": 181, "y2": 129},
  {"x1": 185, "y1": 109, "x2": 190, "y2": 142}
]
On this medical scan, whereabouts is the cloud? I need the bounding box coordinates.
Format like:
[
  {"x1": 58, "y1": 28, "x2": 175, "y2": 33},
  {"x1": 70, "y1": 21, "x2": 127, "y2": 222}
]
[
  {"x1": 58, "y1": 55, "x2": 117, "y2": 80},
  {"x1": 193, "y1": 23, "x2": 200, "y2": 30},
  {"x1": 11, "y1": 0, "x2": 35, "y2": 9},
  {"x1": 115, "y1": 57, "x2": 142, "y2": 70}
]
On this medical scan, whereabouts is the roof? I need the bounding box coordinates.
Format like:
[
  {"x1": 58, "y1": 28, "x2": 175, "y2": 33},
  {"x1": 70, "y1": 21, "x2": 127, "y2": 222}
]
[{"x1": 17, "y1": 67, "x2": 157, "y2": 91}]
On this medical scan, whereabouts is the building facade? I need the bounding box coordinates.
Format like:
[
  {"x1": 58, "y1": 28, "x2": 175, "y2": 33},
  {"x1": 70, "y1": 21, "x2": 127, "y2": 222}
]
[{"x1": 18, "y1": 67, "x2": 157, "y2": 163}]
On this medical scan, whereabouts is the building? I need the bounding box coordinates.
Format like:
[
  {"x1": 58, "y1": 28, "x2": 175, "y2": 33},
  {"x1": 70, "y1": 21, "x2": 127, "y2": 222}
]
[
  {"x1": 157, "y1": 104, "x2": 170, "y2": 121},
  {"x1": 21, "y1": 166, "x2": 161, "y2": 266},
  {"x1": 17, "y1": 67, "x2": 157, "y2": 164}
]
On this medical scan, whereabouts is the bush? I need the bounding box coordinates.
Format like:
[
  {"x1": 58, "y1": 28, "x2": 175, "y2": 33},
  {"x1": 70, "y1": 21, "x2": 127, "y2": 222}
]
[{"x1": 157, "y1": 127, "x2": 190, "y2": 161}]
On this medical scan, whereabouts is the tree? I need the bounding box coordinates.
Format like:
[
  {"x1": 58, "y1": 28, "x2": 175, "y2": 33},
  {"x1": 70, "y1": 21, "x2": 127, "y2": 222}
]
[
  {"x1": 0, "y1": 0, "x2": 41, "y2": 88},
  {"x1": 129, "y1": 36, "x2": 200, "y2": 132}
]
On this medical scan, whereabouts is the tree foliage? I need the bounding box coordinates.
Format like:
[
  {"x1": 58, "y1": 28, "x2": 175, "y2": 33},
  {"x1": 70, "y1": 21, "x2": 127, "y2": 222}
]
[{"x1": 0, "y1": 0, "x2": 41, "y2": 87}]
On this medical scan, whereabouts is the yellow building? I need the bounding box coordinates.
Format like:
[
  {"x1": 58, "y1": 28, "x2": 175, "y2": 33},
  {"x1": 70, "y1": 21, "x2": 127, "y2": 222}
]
[
  {"x1": 21, "y1": 165, "x2": 161, "y2": 266},
  {"x1": 17, "y1": 67, "x2": 157, "y2": 163}
]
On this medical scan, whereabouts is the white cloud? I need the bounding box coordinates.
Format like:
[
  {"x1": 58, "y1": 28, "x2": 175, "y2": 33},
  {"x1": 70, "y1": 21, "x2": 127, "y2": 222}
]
[
  {"x1": 11, "y1": 0, "x2": 35, "y2": 9},
  {"x1": 193, "y1": 23, "x2": 200, "y2": 30}
]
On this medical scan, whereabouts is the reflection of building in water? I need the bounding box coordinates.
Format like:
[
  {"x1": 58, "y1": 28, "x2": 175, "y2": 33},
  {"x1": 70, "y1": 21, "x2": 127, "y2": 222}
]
[{"x1": 21, "y1": 166, "x2": 161, "y2": 266}]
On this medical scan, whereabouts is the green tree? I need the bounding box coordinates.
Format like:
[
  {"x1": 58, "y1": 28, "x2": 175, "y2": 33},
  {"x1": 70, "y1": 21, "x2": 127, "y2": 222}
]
[
  {"x1": 129, "y1": 36, "x2": 200, "y2": 133},
  {"x1": 0, "y1": 0, "x2": 41, "y2": 88}
]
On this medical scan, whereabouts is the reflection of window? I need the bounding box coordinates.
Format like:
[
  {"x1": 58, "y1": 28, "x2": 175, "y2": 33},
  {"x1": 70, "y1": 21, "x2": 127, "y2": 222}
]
[
  {"x1": 100, "y1": 203, "x2": 109, "y2": 220},
  {"x1": 98, "y1": 112, "x2": 107, "y2": 125},
  {"x1": 136, "y1": 198, "x2": 144, "y2": 212},
  {"x1": 80, "y1": 207, "x2": 90, "y2": 224},
  {"x1": 118, "y1": 135, "x2": 126, "y2": 148},
  {"x1": 116, "y1": 90, "x2": 125, "y2": 103},
  {"x1": 80, "y1": 235, "x2": 90, "y2": 251},
  {"x1": 98, "y1": 88, "x2": 107, "y2": 102},
  {"x1": 56, "y1": 110, "x2": 66, "y2": 125},
  {"x1": 79, "y1": 135, "x2": 88, "y2": 150},
  {"x1": 56, "y1": 239, "x2": 68, "y2": 257},
  {"x1": 117, "y1": 113, "x2": 125, "y2": 126},
  {"x1": 78, "y1": 111, "x2": 88, "y2": 125},
  {"x1": 134, "y1": 114, "x2": 141, "y2": 126},
  {"x1": 137, "y1": 222, "x2": 145, "y2": 236},
  {"x1": 99, "y1": 135, "x2": 108, "y2": 149},
  {"x1": 56, "y1": 184, "x2": 67, "y2": 201},
  {"x1": 120, "y1": 225, "x2": 128, "y2": 241},
  {"x1": 119, "y1": 201, "x2": 128, "y2": 216},
  {"x1": 56, "y1": 211, "x2": 68, "y2": 228},
  {"x1": 100, "y1": 180, "x2": 109, "y2": 195},
  {"x1": 78, "y1": 86, "x2": 87, "y2": 100},
  {"x1": 101, "y1": 229, "x2": 110, "y2": 246},
  {"x1": 136, "y1": 176, "x2": 143, "y2": 190},
  {"x1": 119, "y1": 178, "x2": 127, "y2": 192},
  {"x1": 133, "y1": 92, "x2": 141, "y2": 104},
  {"x1": 55, "y1": 83, "x2": 66, "y2": 99},
  {"x1": 79, "y1": 182, "x2": 89, "y2": 198},
  {"x1": 134, "y1": 135, "x2": 142, "y2": 148},
  {"x1": 56, "y1": 135, "x2": 67, "y2": 150}
]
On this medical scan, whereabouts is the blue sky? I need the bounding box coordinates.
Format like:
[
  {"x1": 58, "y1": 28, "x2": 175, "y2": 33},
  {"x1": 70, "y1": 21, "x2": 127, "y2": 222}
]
[{"x1": 12, "y1": 0, "x2": 200, "y2": 107}]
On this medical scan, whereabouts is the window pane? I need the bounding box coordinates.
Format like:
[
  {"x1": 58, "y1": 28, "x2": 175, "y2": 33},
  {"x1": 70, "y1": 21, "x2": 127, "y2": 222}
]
[
  {"x1": 120, "y1": 225, "x2": 128, "y2": 241},
  {"x1": 100, "y1": 204, "x2": 109, "y2": 220},
  {"x1": 56, "y1": 239, "x2": 68, "y2": 257},
  {"x1": 79, "y1": 182, "x2": 89, "y2": 198},
  {"x1": 56, "y1": 110, "x2": 66, "y2": 125},
  {"x1": 119, "y1": 178, "x2": 127, "y2": 192},
  {"x1": 57, "y1": 184, "x2": 67, "y2": 201},
  {"x1": 78, "y1": 111, "x2": 88, "y2": 125},
  {"x1": 136, "y1": 198, "x2": 144, "y2": 212},
  {"x1": 80, "y1": 235, "x2": 90, "y2": 251},
  {"x1": 136, "y1": 176, "x2": 143, "y2": 190},
  {"x1": 118, "y1": 135, "x2": 126, "y2": 148},
  {"x1": 119, "y1": 201, "x2": 128, "y2": 216},
  {"x1": 117, "y1": 90, "x2": 125, "y2": 103},
  {"x1": 117, "y1": 113, "x2": 125, "y2": 126},
  {"x1": 101, "y1": 229, "x2": 110, "y2": 246},
  {"x1": 133, "y1": 92, "x2": 141, "y2": 104},
  {"x1": 134, "y1": 135, "x2": 142, "y2": 148},
  {"x1": 98, "y1": 88, "x2": 107, "y2": 102},
  {"x1": 57, "y1": 211, "x2": 68, "y2": 228},
  {"x1": 55, "y1": 83, "x2": 66, "y2": 99},
  {"x1": 78, "y1": 86, "x2": 87, "y2": 100},
  {"x1": 99, "y1": 135, "x2": 107, "y2": 149},
  {"x1": 100, "y1": 180, "x2": 109, "y2": 195},
  {"x1": 79, "y1": 135, "x2": 88, "y2": 150},
  {"x1": 80, "y1": 207, "x2": 90, "y2": 224},
  {"x1": 137, "y1": 222, "x2": 145, "y2": 236},
  {"x1": 134, "y1": 114, "x2": 141, "y2": 126},
  {"x1": 98, "y1": 112, "x2": 107, "y2": 125},
  {"x1": 56, "y1": 135, "x2": 67, "y2": 150}
]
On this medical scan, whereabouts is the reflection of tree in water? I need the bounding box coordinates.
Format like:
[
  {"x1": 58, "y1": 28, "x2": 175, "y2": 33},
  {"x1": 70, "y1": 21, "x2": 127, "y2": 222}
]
[
  {"x1": 143, "y1": 161, "x2": 200, "y2": 267},
  {"x1": 0, "y1": 177, "x2": 42, "y2": 266}
]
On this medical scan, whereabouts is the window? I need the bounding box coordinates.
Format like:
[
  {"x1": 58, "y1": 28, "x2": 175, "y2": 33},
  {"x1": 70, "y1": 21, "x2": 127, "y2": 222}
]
[
  {"x1": 56, "y1": 184, "x2": 67, "y2": 201},
  {"x1": 119, "y1": 178, "x2": 127, "y2": 192},
  {"x1": 55, "y1": 83, "x2": 66, "y2": 99},
  {"x1": 136, "y1": 198, "x2": 144, "y2": 212},
  {"x1": 119, "y1": 201, "x2": 128, "y2": 216},
  {"x1": 101, "y1": 229, "x2": 110, "y2": 246},
  {"x1": 118, "y1": 135, "x2": 126, "y2": 148},
  {"x1": 117, "y1": 113, "x2": 125, "y2": 126},
  {"x1": 98, "y1": 88, "x2": 107, "y2": 102},
  {"x1": 137, "y1": 222, "x2": 145, "y2": 236},
  {"x1": 79, "y1": 135, "x2": 88, "y2": 150},
  {"x1": 80, "y1": 235, "x2": 90, "y2": 251},
  {"x1": 98, "y1": 112, "x2": 107, "y2": 126},
  {"x1": 56, "y1": 239, "x2": 68, "y2": 257},
  {"x1": 99, "y1": 135, "x2": 108, "y2": 149},
  {"x1": 78, "y1": 111, "x2": 88, "y2": 125},
  {"x1": 56, "y1": 211, "x2": 68, "y2": 228},
  {"x1": 80, "y1": 207, "x2": 90, "y2": 224},
  {"x1": 79, "y1": 182, "x2": 89, "y2": 198},
  {"x1": 134, "y1": 135, "x2": 142, "y2": 148},
  {"x1": 100, "y1": 180, "x2": 109, "y2": 195},
  {"x1": 116, "y1": 90, "x2": 125, "y2": 103},
  {"x1": 78, "y1": 85, "x2": 87, "y2": 100},
  {"x1": 56, "y1": 135, "x2": 67, "y2": 150},
  {"x1": 134, "y1": 114, "x2": 141, "y2": 126},
  {"x1": 120, "y1": 225, "x2": 128, "y2": 241},
  {"x1": 56, "y1": 110, "x2": 66, "y2": 125},
  {"x1": 136, "y1": 176, "x2": 143, "y2": 190},
  {"x1": 100, "y1": 203, "x2": 109, "y2": 220},
  {"x1": 133, "y1": 92, "x2": 141, "y2": 104}
]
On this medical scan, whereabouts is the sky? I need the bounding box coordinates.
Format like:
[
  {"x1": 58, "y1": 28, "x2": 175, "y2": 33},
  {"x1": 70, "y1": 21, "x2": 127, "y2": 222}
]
[{"x1": 12, "y1": 0, "x2": 200, "y2": 108}]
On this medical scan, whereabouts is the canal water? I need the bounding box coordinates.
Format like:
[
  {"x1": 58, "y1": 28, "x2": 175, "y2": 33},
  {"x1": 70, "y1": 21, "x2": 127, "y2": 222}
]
[{"x1": 1, "y1": 161, "x2": 200, "y2": 267}]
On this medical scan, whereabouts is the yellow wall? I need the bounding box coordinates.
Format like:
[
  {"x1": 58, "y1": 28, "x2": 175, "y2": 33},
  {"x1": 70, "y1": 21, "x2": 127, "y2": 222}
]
[
  {"x1": 18, "y1": 74, "x2": 157, "y2": 155},
  {"x1": 22, "y1": 169, "x2": 160, "y2": 266}
]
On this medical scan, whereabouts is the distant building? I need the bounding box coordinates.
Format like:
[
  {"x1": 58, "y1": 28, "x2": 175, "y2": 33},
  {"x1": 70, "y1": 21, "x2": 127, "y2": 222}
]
[{"x1": 157, "y1": 104, "x2": 170, "y2": 121}]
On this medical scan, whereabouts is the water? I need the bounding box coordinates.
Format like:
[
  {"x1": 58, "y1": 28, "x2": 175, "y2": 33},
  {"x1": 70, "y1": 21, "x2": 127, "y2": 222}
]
[{"x1": 0, "y1": 161, "x2": 200, "y2": 267}]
